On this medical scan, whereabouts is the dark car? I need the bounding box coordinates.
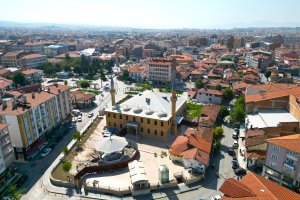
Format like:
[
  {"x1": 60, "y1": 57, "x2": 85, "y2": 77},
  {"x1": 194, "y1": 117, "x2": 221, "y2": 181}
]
[
  {"x1": 232, "y1": 160, "x2": 239, "y2": 169},
  {"x1": 228, "y1": 147, "x2": 235, "y2": 156},
  {"x1": 234, "y1": 167, "x2": 247, "y2": 176}
]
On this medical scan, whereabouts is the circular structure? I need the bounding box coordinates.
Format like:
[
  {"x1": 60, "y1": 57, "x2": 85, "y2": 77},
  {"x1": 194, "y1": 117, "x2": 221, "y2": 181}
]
[
  {"x1": 122, "y1": 105, "x2": 131, "y2": 112},
  {"x1": 133, "y1": 107, "x2": 143, "y2": 114},
  {"x1": 145, "y1": 109, "x2": 154, "y2": 115},
  {"x1": 158, "y1": 111, "x2": 168, "y2": 118},
  {"x1": 94, "y1": 135, "x2": 128, "y2": 153}
]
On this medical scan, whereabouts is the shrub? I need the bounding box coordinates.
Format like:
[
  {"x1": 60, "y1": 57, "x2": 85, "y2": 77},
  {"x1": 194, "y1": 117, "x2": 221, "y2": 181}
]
[{"x1": 62, "y1": 162, "x2": 72, "y2": 172}]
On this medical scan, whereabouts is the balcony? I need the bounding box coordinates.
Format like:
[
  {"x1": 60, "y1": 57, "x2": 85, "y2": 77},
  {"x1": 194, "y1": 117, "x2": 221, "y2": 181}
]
[
  {"x1": 286, "y1": 153, "x2": 298, "y2": 161},
  {"x1": 284, "y1": 162, "x2": 295, "y2": 170}
]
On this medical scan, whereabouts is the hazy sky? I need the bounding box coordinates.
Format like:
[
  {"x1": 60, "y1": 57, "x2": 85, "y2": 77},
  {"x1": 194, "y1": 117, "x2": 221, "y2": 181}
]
[{"x1": 1, "y1": 0, "x2": 299, "y2": 28}]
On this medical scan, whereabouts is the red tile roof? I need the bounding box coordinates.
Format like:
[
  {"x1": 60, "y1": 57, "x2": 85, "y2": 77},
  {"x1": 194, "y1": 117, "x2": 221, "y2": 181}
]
[
  {"x1": 0, "y1": 77, "x2": 13, "y2": 89},
  {"x1": 198, "y1": 88, "x2": 223, "y2": 96},
  {"x1": 21, "y1": 68, "x2": 43, "y2": 75},
  {"x1": 0, "y1": 123, "x2": 8, "y2": 131},
  {"x1": 220, "y1": 172, "x2": 300, "y2": 200},
  {"x1": 46, "y1": 84, "x2": 70, "y2": 94},
  {"x1": 267, "y1": 134, "x2": 300, "y2": 154}
]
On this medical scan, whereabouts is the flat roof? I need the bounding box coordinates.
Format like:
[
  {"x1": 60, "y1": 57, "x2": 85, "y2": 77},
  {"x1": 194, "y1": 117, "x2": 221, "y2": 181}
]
[{"x1": 247, "y1": 110, "x2": 299, "y2": 129}]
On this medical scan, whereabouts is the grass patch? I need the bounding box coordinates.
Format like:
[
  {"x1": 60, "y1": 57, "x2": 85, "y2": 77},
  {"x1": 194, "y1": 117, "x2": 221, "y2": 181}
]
[
  {"x1": 158, "y1": 88, "x2": 184, "y2": 94},
  {"x1": 185, "y1": 103, "x2": 203, "y2": 119},
  {"x1": 78, "y1": 79, "x2": 92, "y2": 84},
  {"x1": 78, "y1": 89, "x2": 101, "y2": 95},
  {"x1": 135, "y1": 83, "x2": 153, "y2": 90}
]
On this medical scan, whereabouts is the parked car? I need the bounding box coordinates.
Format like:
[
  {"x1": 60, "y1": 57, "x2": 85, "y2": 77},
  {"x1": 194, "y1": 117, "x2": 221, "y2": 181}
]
[
  {"x1": 77, "y1": 116, "x2": 82, "y2": 122},
  {"x1": 41, "y1": 148, "x2": 52, "y2": 157},
  {"x1": 211, "y1": 195, "x2": 222, "y2": 200},
  {"x1": 233, "y1": 140, "x2": 239, "y2": 149},
  {"x1": 72, "y1": 117, "x2": 77, "y2": 123},
  {"x1": 234, "y1": 167, "x2": 247, "y2": 176},
  {"x1": 88, "y1": 113, "x2": 94, "y2": 118},
  {"x1": 228, "y1": 147, "x2": 235, "y2": 156},
  {"x1": 69, "y1": 123, "x2": 75, "y2": 129},
  {"x1": 232, "y1": 160, "x2": 239, "y2": 169},
  {"x1": 234, "y1": 127, "x2": 240, "y2": 134},
  {"x1": 232, "y1": 131, "x2": 238, "y2": 139},
  {"x1": 39, "y1": 142, "x2": 48, "y2": 150}
]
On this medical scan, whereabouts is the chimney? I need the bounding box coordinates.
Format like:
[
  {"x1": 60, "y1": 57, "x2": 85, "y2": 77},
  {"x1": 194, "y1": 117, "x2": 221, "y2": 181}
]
[
  {"x1": 2, "y1": 100, "x2": 7, "y2": 110},
  {"x1": 47, "y1": 88, "x2": 50, "y2": 93},
  {"x1": 32, "y1": 92, "x2": 35, "y2": 99},
  {"x1": 22, "y1": 96, "x2": 27, "y2": 104},
  {"x1": 12, "y1": 98, "x2": 16, "y2": 110},
  {"x1": 58, "y1": 89, "x2": 61, "y2": 93},
  {"x1": 38, "y1": 87, "x2": 41, "y2": 93}
]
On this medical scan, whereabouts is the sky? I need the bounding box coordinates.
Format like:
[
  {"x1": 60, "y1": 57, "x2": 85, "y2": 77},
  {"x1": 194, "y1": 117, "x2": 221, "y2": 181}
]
[{"x1": 0, "y1": 0, "x2": 299, "y2": 29}]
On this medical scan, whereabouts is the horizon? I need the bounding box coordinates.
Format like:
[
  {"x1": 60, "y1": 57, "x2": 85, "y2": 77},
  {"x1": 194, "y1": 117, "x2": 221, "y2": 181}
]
[{"x1": 1, "y1": 0, "x2": 300, "y2": 29}]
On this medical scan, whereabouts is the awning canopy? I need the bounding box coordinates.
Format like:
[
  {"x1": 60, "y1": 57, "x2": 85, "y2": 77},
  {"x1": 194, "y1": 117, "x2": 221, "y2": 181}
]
[{"x1": 94, "y1": 135, "x2": 128, "y2": 153}]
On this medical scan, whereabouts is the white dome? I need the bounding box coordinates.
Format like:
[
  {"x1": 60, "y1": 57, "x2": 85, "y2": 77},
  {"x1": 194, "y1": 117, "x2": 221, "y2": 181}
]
[
  {"x1": 122, "y1": 105, "x2": 131, "y2": 112},
  {"x1": 145, "y1": 109, "x2": 154, "y2": 115},
  {"x1": 158, "y1": 111, "x2": 168, "y2": 118},
  {"x1": 133, "y1": 107, "x2": 143, "y2": 114}
]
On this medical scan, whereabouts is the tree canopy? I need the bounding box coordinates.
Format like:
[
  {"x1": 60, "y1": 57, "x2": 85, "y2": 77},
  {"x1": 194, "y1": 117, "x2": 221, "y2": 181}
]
[
  {"x1": 213, "y1": 126, "x2": 224, "y2": 140},
  {"x1": 218, "y1": 105, "x2": 229, "y2": 121},
  {"x1": 230, "y1": 96, "x2": 246, "y2": 125},
  {"x1": 13, "y1": 72, "x2": 26, "y2": 87},
  {"x1": 222, "y1": 88, "x2": 234, "y2": 104},
  {"x1": 195, "y1": 79, "x2": 204, "y2": 89}
]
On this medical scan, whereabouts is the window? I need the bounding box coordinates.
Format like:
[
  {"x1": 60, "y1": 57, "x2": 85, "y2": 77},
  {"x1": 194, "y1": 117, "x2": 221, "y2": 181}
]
[
  {"x1": 271, "y1": 154, "x2": 278, "y2": 160},
  {"x1": 133, "y1": 117, "x2": 136, "y2": 122},
  {"x1": 108, "y1": 113, "x2": 110, "y2": 117},
  {"x1": 141, "y1": 118, "x2": 143, "y2": 123},
  {"x1": 147, "y1": 129, "x2": 150, "y2": 134},
  {"x1": 270, "y1": 161, "x2": 277, "y2": 168},
  {"x1": 120, "y1": 124, "x2": 123, "y2": 129},
  {"x1": 126, "y1": 116, "x2": 128, "y2": 120},
  {"x1": 113, "y1": 114, "x2": 116, "y2": 118},
  {"x1": 273, "y1": 145, "x2": 280, "y2": 152},
  {"x1": 154, "y1": 120, "x2": 157, "y2": 125},
  {"x1": 161, "y1": 121, "x2": 164, "y2": 127},
  {"x1": 108, "y1": 122, "x2": 111, "y2": 126},
  {"x1": 141, "y1": 127, "x2": 143, "y2": 132},
  {"x1": 161, "y1": 131, "x2": 163, "y2": 136},
  {"x1": 154, "y1": 130, "x2": 157, "y2": 135},
  {"x1": 119, "y1": 115, "x2": 122, "y2": 119},
  {"x1": 147, "y1": 119, "x2": 150, "y2": 124}
]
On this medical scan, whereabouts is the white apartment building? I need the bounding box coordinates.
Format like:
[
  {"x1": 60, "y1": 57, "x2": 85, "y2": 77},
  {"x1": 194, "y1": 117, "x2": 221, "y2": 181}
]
[
  {"x1": 146, "y1": 57, "x2": 176, "y2": 83},
  {"x1": 19, "y1": 53, "x2": 47, "y2": 68},
  {"x1": 196, "y1": 88, "x2": 223, "y2": 104},
  {"x1": 0, "y1": 124, "x2": 14, "y2": 175}
]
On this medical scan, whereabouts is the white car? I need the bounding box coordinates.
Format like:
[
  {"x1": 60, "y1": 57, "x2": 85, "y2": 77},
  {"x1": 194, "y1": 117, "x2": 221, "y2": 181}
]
[
  {"x1": 88, "y1": 113, "x2": 94, "y2": 118},
  {"x1": 41, "y1": 148, "x2": 51, "y2": 157},
  {"x1": 72, "y1": 117, "x2": 77, "y2": 123},
  {"x1": 211, "y1": 195, "x2": 222, "y2": 200},
  {"x1": 77, "y1": 116, "x2": 82, "y2": 122}
]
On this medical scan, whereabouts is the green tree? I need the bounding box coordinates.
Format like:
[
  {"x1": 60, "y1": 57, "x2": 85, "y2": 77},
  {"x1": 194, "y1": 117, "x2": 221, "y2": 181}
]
[
  {"x1": 230, "y1": 96, "x2": 246, "y2": 125},
  {"x1": 213, "y1": 126, "x2": 224, "y2": 140},
  {"x1": 122, "y1": 70, "x2": 129, "y2": 81},
  {"x1": 13, "y1": 72, "x2": 26, "y2": 87},
  {"x1": 80, "y1": 82, "x2": 90, "y2": 89},
  {"x1": 65, "y1": 53, "x2": 71, "y2": 62},
  {"x1": 73, "y1": 131, "x2": 81, "y2": 142},
  {"x1": 64, "y1": 80, "x2": 68, "y2": 85},
  {"x1": 99, "y1": 69, "x2": 107, "y2": 87},
  {"x1": 5, "y1": 184, "x2": 25, "y2": 200},
  {"x1": 218, "y1": 105, "x2": 229, "y2": 121},
  {"x1": 62, "y1": 162, "x2": 72, "y2": 172},
  {"x1": 80, "y1": 54, "x2": 89, "y2": 73},
  {"x1": 61, "y1": 146, "x2": 69, "y2": 155},
  {"x1": 215, "y1": 84, "x2": 222, "y2": 91},
  {"x1": 265, "y1": 71, "x2": 271, "y2": 80},
  {"x1": 222, "y1": 88, "x2": 234, "y2": 104},
  {"x1": 195, "y1": 79, "x2": 204, "y2": 89}
]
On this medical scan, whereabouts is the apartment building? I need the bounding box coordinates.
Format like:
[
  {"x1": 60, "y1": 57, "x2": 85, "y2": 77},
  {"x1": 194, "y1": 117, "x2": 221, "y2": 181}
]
[
  {"x1": 21, "y1": 69, "x2": 43, "y2": 84},
  {"x1": 44, "y1": 44, "x2": 68, "y2": 58},
  {"x1": 1, "y1": 51, "x2": 23, "y2": 67},
  {"x1": 196, "y1": 88, "x2": 223, "y2": 105},
  {"x1": 0, "y1": 124, "x2": 14, "y2": 192},
  {"x1": 246, "y1": 50, "x2": 273, "y2": 71},
  {"x1": 263, "y1": 134, "x2": 300, "y2": 189},
  {"x1": 46, "y1": 84, "x2": 71, "y2": 121},
  {"x1": 19, "y1": 53, "x2": 47, "y2": 69},
  {"x1": 9, "y1": 41, "x2": 45, "y2": 54},
  {"x1": 0, "y1": 91, "x2": 61, "y2": 161},
  {"x1": 146, "y1": 57, "x2": 176, "y2": 83}
]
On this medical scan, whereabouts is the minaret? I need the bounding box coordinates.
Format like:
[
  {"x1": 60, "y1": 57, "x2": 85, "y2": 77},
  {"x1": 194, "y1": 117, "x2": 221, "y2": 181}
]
[
  {"x1": 171, "y1": 82, "x2": 177, "y2": 134},
  {"x1": 110, "y1": 76, "x2": 116, "y2": 106},
  {"x1": 115, "y1": 50, "x2": 119, "y2": 66}
]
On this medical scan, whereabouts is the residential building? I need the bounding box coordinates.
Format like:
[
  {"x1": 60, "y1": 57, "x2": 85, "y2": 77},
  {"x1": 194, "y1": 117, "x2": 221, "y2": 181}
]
[
  {"x1": 219, "y1": 171, "x2": 300, "y2": 200},
  {"x1": 128, "y1": 64, "x2": 146, "y2": 82},
  {"x1": 198, "y1": 104, "x2": 221, "y2": 128},
  {"x1": 71, "y1": 90, "x2": 96, "y2": 109},
  {"x1": 245, "y1": 83, "x2": 298, "y2": 95},
  {"x1": 0, "y1": 91, "x2": 61, "y2": 161},
  {"x1": 21, "y1": 69, "x2": 43, "y2": 84},
  {"x1": 44, "y1": 45, "x2": 68, "y2": 58},
  {"x1": 0, "y1": 77, "x2": 13, "y2": 93},
  {"x1": 46, "y1": 84, "x2": 71, "y2": 121},
  {"x1": 196, "y1": 88, "x2": 223, "y2": 104},
  {"x1": 9, "y1": 41, "x2": 44, "y2": 54},
  {"x1": 105, "y1": 87, "x2": 187, "y2": 141},
  {"x1": 1, "y1": 51, "x2": 23, "y2": 67},
  {"x1": 263, "y1": 134, "x2": 300, "y2": 189},
  {"x1": 0, "y1": 124, "x2": 14, "y2": 192},
  {"x1": 0, "y1": 68, "x2": 12, "y2": 79},
  {"x1": 19, "y1": 53, "x2": 47, "y2": 69},
  {"x1": 146, "y1": 57, "x2": 176, "y2": 84},
  {"x1": 169, "y1": 128, "x2": 213, "y2": 174},
  {"x1": 143, "y1": 49, "x2": 160, "y2": 57},
  {"x1": 246, "y1": 51, "x2": 273, "y2": 71}
]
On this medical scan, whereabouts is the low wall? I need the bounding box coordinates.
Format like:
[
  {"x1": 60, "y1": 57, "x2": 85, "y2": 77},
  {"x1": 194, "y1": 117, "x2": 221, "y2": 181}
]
[
  {"x1": 85, "y1": 185, "x2": 131, "y2": 196},
  {"x1": 185, "y1": 174, "x2": 204, "y2": 185},
  {"x1": 50, "y1": 173, "x2": 74, "y2": 188}
]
